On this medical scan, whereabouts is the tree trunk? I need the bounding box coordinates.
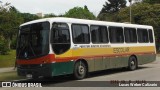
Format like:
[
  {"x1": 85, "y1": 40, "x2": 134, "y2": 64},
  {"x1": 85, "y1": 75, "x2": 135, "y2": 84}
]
[{"x1": 6, "y1": 38, "x2": 11, "y2": 50}]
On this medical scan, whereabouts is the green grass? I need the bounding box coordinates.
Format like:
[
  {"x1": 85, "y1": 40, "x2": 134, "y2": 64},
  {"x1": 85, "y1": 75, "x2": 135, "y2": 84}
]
[
  {"x1": 0, "y1": 71, "x2": 25, "y2": 81},
  {"x1": 0, "y1": 50, "x2": 25, "y2": 81},
  {"x1": 0, "y1": 50, "x2": 16, "y2": 68}
]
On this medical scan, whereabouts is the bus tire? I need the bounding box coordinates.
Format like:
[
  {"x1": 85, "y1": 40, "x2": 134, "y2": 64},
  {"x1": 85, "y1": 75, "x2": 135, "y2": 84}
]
[
  {"x1": 73, "y1": 61, "x2": 87, "y2": 80},
  {"x1": 128, "y1": 56, "x2": 137, "y2": 71}
]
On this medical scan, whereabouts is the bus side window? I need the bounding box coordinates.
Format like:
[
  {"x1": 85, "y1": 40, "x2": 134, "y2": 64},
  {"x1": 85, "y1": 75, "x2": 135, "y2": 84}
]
[
  {"x1": 148, "y1": 29, "x2": 154, "y2": 43},
  {"x1": 51, "y1": 23, "x2": 71, "y2": 55},
  {"x1": 109, "y1": 26, "x2": 124, "y2": 43},
  {"x1": 124, "y1": 27, "x2": 137, "y2": 43},
  {"x1": 137, "y1": 29, "x2": 149, "y2": 43},
  {"x1": 72, "y1": 24, "x2": 90, "y2": 44},
  {"x1": 90, "y1": 25, "x2": 108, "y2": 43}
]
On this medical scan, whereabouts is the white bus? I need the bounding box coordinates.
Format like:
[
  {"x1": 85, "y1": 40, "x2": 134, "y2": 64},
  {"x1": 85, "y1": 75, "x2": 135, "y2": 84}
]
[{"x1": 16, "y1": 17, "x2": 156, "y2": 79}]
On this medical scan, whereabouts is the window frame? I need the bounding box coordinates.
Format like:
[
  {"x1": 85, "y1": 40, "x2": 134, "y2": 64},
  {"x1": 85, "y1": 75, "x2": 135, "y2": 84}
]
[
  {"x1": 124, "y1": 27, "x2": 137, "y2": 43},
  {"x1": 137, "y1": 28, "x2": 149, "y2": 43},
  {"x1": 51, "y1": 22, "x2": 71, "y2": 44},
  {"x1": 50, "y1": 22, "x2": 71, "y2": 55},
  {"x1": 148, "y1": 29, "x2": 154, "y2": 43},
  {"x1": 90, "y1": 25, "x2": 109, "y2": 44},
  {"x1": 71, "y1": 23, "x2": 90, "y2": 44},
  {"x1": 108, "y1": 26, "x2": 124, "y2": 43}
]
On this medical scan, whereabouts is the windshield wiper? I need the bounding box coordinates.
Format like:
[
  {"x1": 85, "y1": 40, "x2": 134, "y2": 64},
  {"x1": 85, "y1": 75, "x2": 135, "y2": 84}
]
[{"x1": 28, "y1": 42, "x2": 36, "y2": 57}]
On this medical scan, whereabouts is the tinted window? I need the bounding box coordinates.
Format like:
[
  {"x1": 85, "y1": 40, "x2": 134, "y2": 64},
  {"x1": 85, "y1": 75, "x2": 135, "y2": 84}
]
[
  {"x1": 51, "y1": 23, "x2": 71, "y2": 55},
  {"x1": 137, "y1": 28, "x2": 149, "y2": 43},
  {"x1": 90, "y1": 25, "x2": 108, "y2": 43},
  {"x1": 72, "y1": 24, "x2": 90, "y2": 44},
  {"x1": 109, "y1": 26, "x2": 124, "y2": 43},
  {"x1": 148, "y1": 29, "x2": 153, "y2": 43},
  {"x1": 51, "y1": 23, "x2": 70, "y2": 43},
  {"x1": 17, "y1": 22, "x2": 50, "y2": 59},
  {"x1": 124, "y1": 27, "x2": 137, "y2": 43}
]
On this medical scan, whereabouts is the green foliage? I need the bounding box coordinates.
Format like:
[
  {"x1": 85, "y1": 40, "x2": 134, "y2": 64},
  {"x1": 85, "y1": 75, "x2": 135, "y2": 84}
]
[
  {"x1": 143, "y1": 0, "x2": 160, "y2": 4},
  {"x1": 98, "y1": 0, "x2": 126, "y2": 21},
  {"x1": 0, "y1": 39, "x2": 10, "y2": 55},
  {"x1": 0, "y1": 3, "x2": 23, "y2": 51},
  {"x1": 0, "y1": 3, "x2": 39, "y2": 52},
  {"x1": 117, "y1": 3, "x2": 160, "y2": 26},
  {"x1": 64, "y1": 6, "x2": 96, "y2": 20},
  {"x1": 44, "y1": 13, "x2": 57, "y2": 18},
  {"x1": 20, "y1": 13, "x2": 39, "y2": 23},
  {"x1": 10, "y1": 37, "x2": 17, "y2": 49},
  {"x1": 100, "y1": 0, "x2": 126, "y2": 13}
]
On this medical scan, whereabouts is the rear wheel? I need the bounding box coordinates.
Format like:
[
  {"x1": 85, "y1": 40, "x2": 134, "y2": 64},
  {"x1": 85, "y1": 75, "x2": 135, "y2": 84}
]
[
  {"x1": 73, "y1": 61, "x2": 87, "y2": 79},
  {"x1": 128, "y1": 56, "x2": 137, "y2": 71}
]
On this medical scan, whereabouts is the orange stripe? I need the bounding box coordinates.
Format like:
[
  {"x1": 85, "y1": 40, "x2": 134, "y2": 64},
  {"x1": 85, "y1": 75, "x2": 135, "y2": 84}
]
[
  {"x1": 17, "y1": 54, "x2": 55, "y2": 64},
  {"x1": 55, "y1": 51, "x2": 155, "y2": 62}
]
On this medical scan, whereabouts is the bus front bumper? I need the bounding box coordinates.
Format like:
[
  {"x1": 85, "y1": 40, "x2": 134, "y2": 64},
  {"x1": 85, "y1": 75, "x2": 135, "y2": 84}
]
[{"x1": 17, "y1": 64, "x2": 52, "y2": 78}]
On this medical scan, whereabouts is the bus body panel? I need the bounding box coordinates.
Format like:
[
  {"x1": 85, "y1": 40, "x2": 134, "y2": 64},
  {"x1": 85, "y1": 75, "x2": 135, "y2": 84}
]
[{"x1": 17, "y1": 17, "x2": 156, "y2": 78}]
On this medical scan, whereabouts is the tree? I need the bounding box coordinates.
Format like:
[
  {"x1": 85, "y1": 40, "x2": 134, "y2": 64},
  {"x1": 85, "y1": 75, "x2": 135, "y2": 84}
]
[
  {"x1": 43, "y1": 13, "x2": 57, "y2": 18},
  {"x1": 0, "y1": 3, "x2": 23, "y2": 52},
  {"x1": 100, "y1": 0, "x2": 126, "y2": 13},
  {"x1": 64, "y1": 6, "x2": 96, "y2": 20},
  {"x1": 98, "y1": 0, "x2": 126, "y2": 21},
  {"x1": 143, "y1": 0, "x2": 160, "y2": 4},
  {"x1": 20, "y1": 13, "x2": 39, "y2": 23}
]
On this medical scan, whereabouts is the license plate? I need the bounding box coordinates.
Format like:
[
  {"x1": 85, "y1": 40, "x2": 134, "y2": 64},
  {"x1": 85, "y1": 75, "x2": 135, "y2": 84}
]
[{"x1": 26, "y1": 74, "x2": 32, "y2": 78}]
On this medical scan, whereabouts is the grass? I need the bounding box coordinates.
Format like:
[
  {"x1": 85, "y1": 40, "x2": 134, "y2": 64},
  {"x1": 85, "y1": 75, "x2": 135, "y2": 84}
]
[
  {"x1": 0, "y1": 50, "x2": 16, "y2": 68},
  {"x1": 0, "y1": 50, "x2": 25, "y2": 81},
  {"x1": 0, "y1": 71, "x2": 25, "y2": 81}
]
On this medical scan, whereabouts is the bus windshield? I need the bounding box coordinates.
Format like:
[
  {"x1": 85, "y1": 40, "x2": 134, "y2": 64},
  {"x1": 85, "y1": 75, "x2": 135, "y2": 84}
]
[{"x1": 17, "y1": 22, "x2": 50, "y2": 59}]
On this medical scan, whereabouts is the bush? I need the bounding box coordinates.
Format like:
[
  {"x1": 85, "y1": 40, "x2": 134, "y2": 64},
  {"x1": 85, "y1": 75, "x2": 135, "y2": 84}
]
[
  {"x1": 0, "y1": 39, "x2": 10, "y2": 55},
  {"x1": 11, "y1": 38, "x2": 17, "y2": 49}
]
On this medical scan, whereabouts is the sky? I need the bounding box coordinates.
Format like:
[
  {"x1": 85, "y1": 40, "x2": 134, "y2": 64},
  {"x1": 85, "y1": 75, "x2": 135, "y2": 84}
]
[{"x1": 0, "y1": 0, "x2": 130, "y2": 16}]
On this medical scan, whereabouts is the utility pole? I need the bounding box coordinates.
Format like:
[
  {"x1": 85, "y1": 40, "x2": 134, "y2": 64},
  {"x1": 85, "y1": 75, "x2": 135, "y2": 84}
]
[{"x1": 129, "y1": 0, "x2": 132, "y2": 23}]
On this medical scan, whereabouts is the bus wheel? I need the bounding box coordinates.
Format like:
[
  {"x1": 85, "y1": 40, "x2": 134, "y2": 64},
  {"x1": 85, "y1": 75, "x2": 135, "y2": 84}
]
[
  {"x1": 128, "y1": 56, "x2": 137, "y2": 71},
  {"x1": 74, "y1": 61, "x2": 87, "y2": 80}
]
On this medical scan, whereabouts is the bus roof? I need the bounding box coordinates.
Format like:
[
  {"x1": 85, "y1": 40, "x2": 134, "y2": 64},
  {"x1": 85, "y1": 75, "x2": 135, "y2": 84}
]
[{"x1": 20, "y1": 17, "x2": 153, "y2": 29}]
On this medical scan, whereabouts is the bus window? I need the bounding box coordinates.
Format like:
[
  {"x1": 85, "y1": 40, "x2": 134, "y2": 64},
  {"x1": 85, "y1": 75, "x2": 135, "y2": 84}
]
[
  {"x1": 137, "y1": 29, "x2": 149, "y2": 43},
  {"x1": 109, "y1": 26, "x2": 124, "y2": 43},
  {"x1": 124, "y1": 27, "x2": 137, "y2": 43},
  {"x1": 90, "y1": 25, "x2": 108, "y2": 43},
  {"x1": 148, "y1": 29, "x2": 153, "y2": 43},
  {"x1": 72, "y1": 24, "x2": 90, "y2": 44},
  {"x1": 51, "y1": 23, "x2": 70, "y2": 55}
]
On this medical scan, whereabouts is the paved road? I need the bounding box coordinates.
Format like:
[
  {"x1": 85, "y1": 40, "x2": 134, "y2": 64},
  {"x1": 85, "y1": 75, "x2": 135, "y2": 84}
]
[
  {"x1": 1, "y1": 57, "x2": 160, "y2": 90},
  {"x1": 0, "y1": 67, "x2": 15, "y2": 73}
]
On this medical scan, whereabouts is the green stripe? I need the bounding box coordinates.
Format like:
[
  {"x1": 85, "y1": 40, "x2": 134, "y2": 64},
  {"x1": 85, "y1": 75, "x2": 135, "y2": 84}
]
[
  {"x1": 137, "y1": 54, "x2": 156, "y2": 65},
  {"x1": 51, "y1": 61, "x2": 74, "y2": 76}
]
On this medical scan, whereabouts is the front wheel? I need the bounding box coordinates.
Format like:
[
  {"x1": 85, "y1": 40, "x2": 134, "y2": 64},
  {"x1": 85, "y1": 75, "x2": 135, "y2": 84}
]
[
  {"x1": 128, "y1": 56, "x2": 137, "y2": 71},
  {"x1": 73, "y1": 61, "x2": 87, "y2": 80}
]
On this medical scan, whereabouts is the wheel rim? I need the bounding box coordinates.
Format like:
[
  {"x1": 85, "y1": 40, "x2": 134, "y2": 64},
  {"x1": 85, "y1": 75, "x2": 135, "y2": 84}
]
[
  {"x1": 130, "y1": 58, "x2": 136, "y2": 69},
  {"x1": 74, "y1": 61, "x2": 87, "y2": 79},
  {"x1": 131, "y1": 60, "x2": 135, "y2": 67},
  {"x1": 78, "y1": 65, "x2": 85, "y2": 75}
]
